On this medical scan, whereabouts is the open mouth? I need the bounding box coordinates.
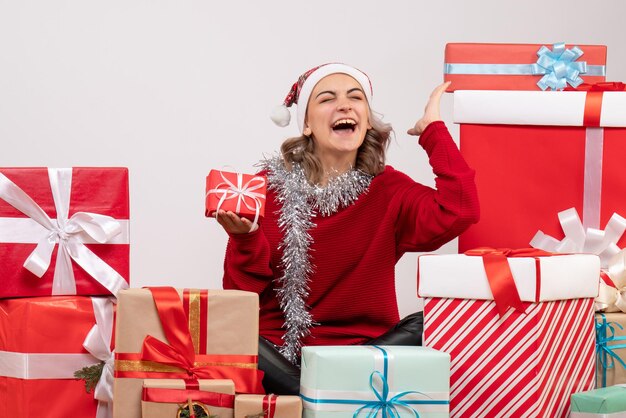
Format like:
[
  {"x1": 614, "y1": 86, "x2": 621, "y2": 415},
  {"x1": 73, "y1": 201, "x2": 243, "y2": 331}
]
[{"x1": 332, "y1": 118, "x2": 357, "y2": 133}]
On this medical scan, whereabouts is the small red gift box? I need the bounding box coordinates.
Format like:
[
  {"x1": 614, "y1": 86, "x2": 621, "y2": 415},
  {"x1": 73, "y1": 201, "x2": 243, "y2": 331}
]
[
  {"x1": 0, "y1": 167, "x2": 130, "y2": 297},
  {"x1": 205, "y1": 170, "x2": 266, "y2": 225},
  {"x1": 444, "y1": 42, "x2": 607, "y2": 92},
  {"x1": 0, "y1": 296, "x2": 115, "y2": 418},
  {"x1": 454, "y1": 87, "x2": 626, "y2": 256}
]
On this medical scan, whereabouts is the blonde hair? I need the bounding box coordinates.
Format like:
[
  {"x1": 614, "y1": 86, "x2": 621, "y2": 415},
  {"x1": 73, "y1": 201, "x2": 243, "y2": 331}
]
[{"x1": 280, "y1": 111, "x2": 393, "y2": 185}]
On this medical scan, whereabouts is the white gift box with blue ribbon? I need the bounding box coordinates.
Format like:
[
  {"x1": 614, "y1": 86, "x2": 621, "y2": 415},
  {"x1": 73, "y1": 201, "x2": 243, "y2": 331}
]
[{"x1": 300, "y1": 345, "x2": 450, "y2": 418}]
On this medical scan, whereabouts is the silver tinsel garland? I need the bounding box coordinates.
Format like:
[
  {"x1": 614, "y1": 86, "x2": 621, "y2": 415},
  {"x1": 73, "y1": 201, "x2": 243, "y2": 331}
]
[{"x1": 264, "y1": 156, "x2": 372, "y2": 364}]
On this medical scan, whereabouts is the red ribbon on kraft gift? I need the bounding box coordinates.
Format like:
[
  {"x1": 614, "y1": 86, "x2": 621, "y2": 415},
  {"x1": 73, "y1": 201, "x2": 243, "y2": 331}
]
[
  {"x1": 263, "y1": 394, "x2": 278, "y2": 418},
  {"x1": 115, "y1": 287, "x2": 264, "y2": 394},
  {"x1": 465, "y1": 248, "x2": 554, "y2": 318},
  {"x1": 141, "y1": 386, "x2": 235, "y2": 407}
]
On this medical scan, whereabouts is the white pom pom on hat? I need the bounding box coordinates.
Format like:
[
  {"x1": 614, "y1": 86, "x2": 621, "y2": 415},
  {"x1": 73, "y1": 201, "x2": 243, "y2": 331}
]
[
  {"x1": 270, "y1": 63, "x2": 373, "y2": 133},
  {"x1": 270, "y1": 104, "x2": 291, "y2": 127}
]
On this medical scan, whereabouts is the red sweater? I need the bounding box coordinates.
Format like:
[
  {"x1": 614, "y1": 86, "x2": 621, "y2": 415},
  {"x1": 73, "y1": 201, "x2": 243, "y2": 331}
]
[{"x1": 222, "y1": 121, "x2": 479, "y2": 347}]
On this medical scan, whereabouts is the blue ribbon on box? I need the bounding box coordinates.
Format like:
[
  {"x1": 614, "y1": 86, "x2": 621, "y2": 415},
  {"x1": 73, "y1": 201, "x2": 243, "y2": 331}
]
[
  {"x1": 443, "y1": 42, "x2": 606, "y2": 91},
  {"x1": 596, "y1": 313, "x2": 626, "y2": 387},
  {"x1": 300, "y1": 345, "x2": 449, "y2": 418}
]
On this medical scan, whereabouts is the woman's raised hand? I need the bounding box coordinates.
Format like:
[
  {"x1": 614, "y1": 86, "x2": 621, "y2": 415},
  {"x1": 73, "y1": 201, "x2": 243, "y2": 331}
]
[
  {"x1": 407, "y1": 81, "x2": 451, "y2": 137},
  {"x1": 215, "y1": 210, "x2": 258, "y2": 234}
]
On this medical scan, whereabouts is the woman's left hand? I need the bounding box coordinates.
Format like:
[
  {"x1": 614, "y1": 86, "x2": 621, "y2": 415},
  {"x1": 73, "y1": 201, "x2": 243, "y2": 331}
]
[{"x1": 407, "y1": 81, "x2": 451, "y2": 136}]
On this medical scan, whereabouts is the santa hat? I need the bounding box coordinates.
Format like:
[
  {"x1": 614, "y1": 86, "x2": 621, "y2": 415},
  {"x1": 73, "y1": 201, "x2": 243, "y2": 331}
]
[{"x1": 270, "y1": 63, "x2": 373, "y2": 133}]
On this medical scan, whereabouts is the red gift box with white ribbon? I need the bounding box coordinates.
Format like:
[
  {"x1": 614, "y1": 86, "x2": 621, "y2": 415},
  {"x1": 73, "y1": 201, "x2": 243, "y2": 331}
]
[
  {"x1": 205, "y1": 170, "x2": 266, "y2": 228},
  {"x1": 0, "y1": 167, "x2": 130, "y2": 297},
  {"x1": 0, "y1": 296, "x2": 115, "y2": 418},
  {"x1": 418, "y1": 250, "x2": 600, "y2": 417}
]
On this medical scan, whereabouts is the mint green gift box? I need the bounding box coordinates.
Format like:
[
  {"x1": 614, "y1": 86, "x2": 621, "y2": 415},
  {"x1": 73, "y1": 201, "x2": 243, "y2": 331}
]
[
  {"x1": 300, "y1": 345, "x2": 450, "y2": 418},
  {"x1": 570, "y1": 385, "x2": 626, "y2": 417}
]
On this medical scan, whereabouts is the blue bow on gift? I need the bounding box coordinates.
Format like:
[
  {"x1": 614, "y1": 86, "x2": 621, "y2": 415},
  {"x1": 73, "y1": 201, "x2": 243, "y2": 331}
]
[
  {"x1": 351, "y1": 346, "x2": 426, "y2": 418},
  {"x1": 596, "y1": 313, "x2": 626, "y2": 388},
  {"x1": 443, "y1": 42, "x2": 605, "y2": 91},
  {"x1": 532, "y1": 43, "x2": 588, "y2": 90}
]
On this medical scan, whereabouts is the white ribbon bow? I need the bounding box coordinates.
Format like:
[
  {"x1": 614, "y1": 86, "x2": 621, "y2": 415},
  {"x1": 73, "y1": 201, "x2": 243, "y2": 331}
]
[
  {"x1": 83, "y1": 297, "x2": 115, "y2": 418},
  {"x1": 0, "y1": 168, "x2": 129, "y2": 296},
  {"x1": 596, "y1": 250, "x2": 626, "y2": 312},
  {"x1": 531, "y1": 207, "x2": 626, "y2": 312},
  {"x1": 530, "y1": 207, "x2": 626, "y2": 268},
  {"x1": 207, "y1": 171, "x2": 266, "y2": 232}
]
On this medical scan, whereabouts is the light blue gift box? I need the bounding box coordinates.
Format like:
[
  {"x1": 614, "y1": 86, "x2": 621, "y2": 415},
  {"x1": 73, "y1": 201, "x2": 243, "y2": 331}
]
[
  {"x1": 570, "y1": 385, "x2": 626, "y2": 417},
  {"x1": 300, "y1": 345, "x2": 450, "y2": 418}
]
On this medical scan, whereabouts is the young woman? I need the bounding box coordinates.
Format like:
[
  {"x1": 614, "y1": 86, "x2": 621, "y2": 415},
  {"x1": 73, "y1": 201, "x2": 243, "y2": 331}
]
[{"x1": 217, "y1": 63, "x2": 479, "y2": 394}]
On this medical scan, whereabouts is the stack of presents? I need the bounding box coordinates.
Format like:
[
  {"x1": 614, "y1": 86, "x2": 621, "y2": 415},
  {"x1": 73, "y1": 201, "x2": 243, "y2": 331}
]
[{"x1": 1, "y1": 42, "x2": 626, "y2": 418}]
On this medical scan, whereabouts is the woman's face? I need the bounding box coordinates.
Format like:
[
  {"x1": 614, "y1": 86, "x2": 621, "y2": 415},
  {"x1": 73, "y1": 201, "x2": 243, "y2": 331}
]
[{"x1": 304, "y1": 73, "x2": 372, "y2": 168}]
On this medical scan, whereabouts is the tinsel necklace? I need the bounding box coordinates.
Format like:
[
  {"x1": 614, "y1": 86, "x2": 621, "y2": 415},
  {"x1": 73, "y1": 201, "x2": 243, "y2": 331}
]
[{"x1": 264, "y1": 156, "x2": 372, "y2": 364}]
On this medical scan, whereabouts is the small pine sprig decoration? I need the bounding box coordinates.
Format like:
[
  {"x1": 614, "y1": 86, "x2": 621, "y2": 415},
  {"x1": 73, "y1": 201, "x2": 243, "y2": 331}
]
[
  {"x1": 177, "y1": 399, "x2": 217, "y2": 418},
  {"x1": 74, "y1": 361, "x2": 105, "y2": 394}
]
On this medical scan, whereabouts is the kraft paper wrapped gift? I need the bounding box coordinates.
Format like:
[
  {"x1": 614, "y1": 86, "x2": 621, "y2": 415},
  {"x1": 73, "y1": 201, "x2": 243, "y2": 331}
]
[
  {"x1": 113, "y1": 287, "x2": 264, "y2": 418},
  {"x1": 453, "y1": 86, "x2": 626, "y2": 254},
  {"x1": 443, "y1": 42, "x2": 607, "y2": 91},
  {"x1": 300, "y1": 345, "x2": 450, "y2": 418},
  {"x1": 596, "y1": 313, "x2": 626, "y2": 388},
  {"x1": 235, "y1": 394, "x2": 302, "y2": 418},
  {"x1": 418, "y1": 251, "x2": 600, "y2": 418},
  {"x1": 0, "y1": 167, "x2": 130, "y2": 297},
  {"x1": 0, "y1": 296, "x2": 115, "y2": 418},
  {"x1": 205, "y1": 170, "x2": 266, "y2": 226},
  {"x1": 570, "y1": 385, "x2": 626, "y2": 417},
  {"x1": 141, "y1": 379, "x2": 235, "y2": 418}
]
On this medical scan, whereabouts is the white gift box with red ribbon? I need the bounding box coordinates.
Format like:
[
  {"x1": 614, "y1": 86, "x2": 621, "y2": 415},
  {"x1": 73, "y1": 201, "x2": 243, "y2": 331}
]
[{"x1": 454, "y1": 88, "x2": 626, "y2": 312}]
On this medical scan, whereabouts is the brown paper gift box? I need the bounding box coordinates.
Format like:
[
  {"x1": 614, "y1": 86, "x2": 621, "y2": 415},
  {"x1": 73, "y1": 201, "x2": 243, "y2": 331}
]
[
  {"x1": 235, "y1": 394, "x2": 302, "y2": 418},
  {"x1": 596, "y1": 312, "x2": 626, "y2": 387},
  {"x1": 113, "y1": 288, "x2": 263, "y2": 418},
  {"x1": 142, "y1": 379, "x2": 235, "y2": 418}
]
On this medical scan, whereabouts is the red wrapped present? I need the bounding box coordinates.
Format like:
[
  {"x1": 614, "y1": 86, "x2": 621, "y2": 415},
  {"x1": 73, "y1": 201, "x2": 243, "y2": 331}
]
[
  {"x1": 418, "y1": 250, "x2": 600, "y2": 417},
  {"x1": 444, "y1": 42, "x2": 607, "y2": 91},
  {"x1": 0, "y1": 296, "x2": 115, "y2": 418},
  {"x1": 0, "y1": 167, "x2": 130, "y2": 297},
  {"x1": 454, "y1": 85, "x2": 626, "y2": 258},
  {"x1": 205, "y1": 169, "x2": 266, "y2": 227},
  {"x1": 114, "y1": 287, "x2": 264, "y2": 418}
]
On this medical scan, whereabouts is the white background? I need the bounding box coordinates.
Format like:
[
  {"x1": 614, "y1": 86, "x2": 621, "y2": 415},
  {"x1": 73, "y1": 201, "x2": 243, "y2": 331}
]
[{"x1": 1, "y1": 0, "x2": 625, "y2": 317}]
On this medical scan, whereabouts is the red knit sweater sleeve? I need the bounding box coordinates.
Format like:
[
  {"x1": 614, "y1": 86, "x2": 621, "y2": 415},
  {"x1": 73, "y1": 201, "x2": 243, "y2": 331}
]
[
  {"x1": 394, "y1": 121, "x2": 480, "y2": 252},
  {"x1": 222, "y1": 228, "x2": 274, "y2": 294}
]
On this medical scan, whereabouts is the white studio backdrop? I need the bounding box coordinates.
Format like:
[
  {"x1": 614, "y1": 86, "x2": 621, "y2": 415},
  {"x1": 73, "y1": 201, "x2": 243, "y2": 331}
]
[{"x1": 1, "y1": 0, "x2": 625, "y2": 317}]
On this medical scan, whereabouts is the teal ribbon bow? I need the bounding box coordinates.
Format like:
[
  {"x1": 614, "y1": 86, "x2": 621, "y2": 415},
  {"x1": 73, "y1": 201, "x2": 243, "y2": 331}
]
[
  {"x1": 300, "y1": 346, "x2": 449, "y2": 417},
  {"x1": 533, "y1": 43, "x2": 587, "y2": 90},
  {"x1": 352, "y1": 346, "x2": 421, "y2": 418},
  {"x1": 596, "y1": 313, "x2": 626, "y2": 387}
]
